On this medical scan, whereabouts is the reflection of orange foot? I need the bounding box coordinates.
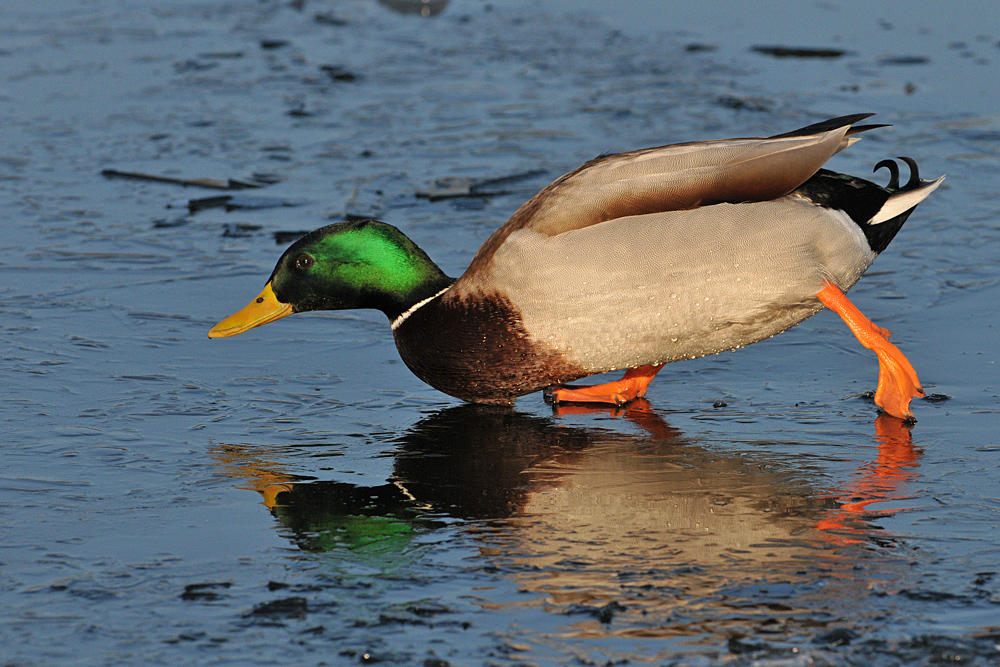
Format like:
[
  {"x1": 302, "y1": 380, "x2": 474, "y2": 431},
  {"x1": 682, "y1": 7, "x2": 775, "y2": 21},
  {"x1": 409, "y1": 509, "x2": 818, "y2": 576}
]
[
  {"x1": 816, "y1": 413, "x2": 919, "y2": 543},
  {"x1": 546, "y1": 364, "x2": 665, "y2": 406},
  {"x1": 551, "y1": 398, "x2": 681, "y2": 440},
  {"x1": 817, "y1": 281, "x2": 924, "y2": 420},
  {"x1": 873, "y1": 414, "x2": 919, "y2": 472},
  {"x1": 621, "y1": 399, "x2": 681, "y2": 440},
  {"x1": 550, "y1": 403, "x2": 629, "y2": 418}
]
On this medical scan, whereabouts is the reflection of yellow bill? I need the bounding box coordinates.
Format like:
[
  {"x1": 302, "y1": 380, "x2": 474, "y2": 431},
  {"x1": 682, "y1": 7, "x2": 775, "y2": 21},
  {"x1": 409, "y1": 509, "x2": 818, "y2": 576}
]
[
  {"x1": 208, "y1": 282, "x2": 292, "y2": 338},
  {"x1": 209, "y1": 443, "x2": 297, "y2": 509}
]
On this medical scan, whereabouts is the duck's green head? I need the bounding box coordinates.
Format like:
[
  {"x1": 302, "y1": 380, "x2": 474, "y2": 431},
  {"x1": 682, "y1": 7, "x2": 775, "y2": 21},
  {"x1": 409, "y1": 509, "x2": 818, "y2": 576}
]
[{"x1": 208, "y1": 220, "x2": 452, "y2": 338}]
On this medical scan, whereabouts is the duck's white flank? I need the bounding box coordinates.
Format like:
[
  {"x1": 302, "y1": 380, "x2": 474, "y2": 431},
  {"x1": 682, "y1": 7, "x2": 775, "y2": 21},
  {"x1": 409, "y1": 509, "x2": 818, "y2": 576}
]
[{"x1": 391, "y1": 286, "x2": 450, "y2": 331}]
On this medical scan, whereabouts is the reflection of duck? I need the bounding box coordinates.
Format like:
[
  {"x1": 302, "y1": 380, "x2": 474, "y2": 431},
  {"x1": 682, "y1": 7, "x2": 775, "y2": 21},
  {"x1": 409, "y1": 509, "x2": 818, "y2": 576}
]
[
  {"x1": 213, "y1": 402, "x2": 921, "y2": 581},
  {"x1": 211, "y1": 406, "x2": 594, "y2": 558},
  {"x1": 210, "y1": 115, "x2": 942, "y2": 419}
]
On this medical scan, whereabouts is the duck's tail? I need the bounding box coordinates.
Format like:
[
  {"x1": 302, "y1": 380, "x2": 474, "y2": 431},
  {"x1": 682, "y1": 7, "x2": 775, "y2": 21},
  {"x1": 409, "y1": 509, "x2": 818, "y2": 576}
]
[
  {"x1": 861, "y1": 157, "x2": 944, "y2": 254},
  {"x1": 793, "y1": 156, "x2": 944, "y2": 255},
  {"x1": 767, "y1": 112, "x2": 889, "y2": 153},
  {"x1": 869, "y1": 157, "x2": 945, "y2": 224}
]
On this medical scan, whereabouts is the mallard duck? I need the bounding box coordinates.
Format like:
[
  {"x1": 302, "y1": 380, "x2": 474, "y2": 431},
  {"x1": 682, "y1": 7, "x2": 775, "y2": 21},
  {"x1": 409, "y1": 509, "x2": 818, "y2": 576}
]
[{"x1": 210, "y1": 114, "x2": 943, "y2": 419}]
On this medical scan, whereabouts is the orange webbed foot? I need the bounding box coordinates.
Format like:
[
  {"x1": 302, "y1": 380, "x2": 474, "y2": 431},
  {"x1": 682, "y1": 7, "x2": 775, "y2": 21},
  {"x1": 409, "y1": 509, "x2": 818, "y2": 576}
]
[
  {"x1": 817, "y1": 281, "x2": 924, "y2": 420},
  {"x1": 546, "y1": 364, "x2": 665, "y2": 406}
]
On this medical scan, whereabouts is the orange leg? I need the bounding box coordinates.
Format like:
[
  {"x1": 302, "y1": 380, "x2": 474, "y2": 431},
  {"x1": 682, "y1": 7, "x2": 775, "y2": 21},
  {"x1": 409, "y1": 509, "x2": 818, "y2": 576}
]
[
  {"x1": 817, "y1": 281, "x2": 924, "y2": 420},
  {"x1": 546, "y1": 364, "x2": 665, "y2": 406}
]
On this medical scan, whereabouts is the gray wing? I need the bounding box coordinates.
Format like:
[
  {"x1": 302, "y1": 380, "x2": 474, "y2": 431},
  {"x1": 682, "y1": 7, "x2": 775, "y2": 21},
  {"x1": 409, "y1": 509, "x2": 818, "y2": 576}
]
[{"x1": 463, "y1": 114, "x2": 875, "y2": 274}]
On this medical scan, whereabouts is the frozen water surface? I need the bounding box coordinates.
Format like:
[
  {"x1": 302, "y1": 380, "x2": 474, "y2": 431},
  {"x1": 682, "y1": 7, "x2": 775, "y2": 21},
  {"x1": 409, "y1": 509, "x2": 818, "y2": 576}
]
[{"x1": 1, "y1": 0, "x2": 998, "y2": 665}]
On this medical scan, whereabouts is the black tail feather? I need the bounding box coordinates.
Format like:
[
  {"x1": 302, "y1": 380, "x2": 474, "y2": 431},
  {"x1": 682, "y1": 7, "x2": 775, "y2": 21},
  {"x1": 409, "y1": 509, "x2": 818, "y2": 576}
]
[
  {"x1": 897, "y1": 156, "x2": 920, "y2": 188},
  {"x1": 769, "y1": 113, "x2": 876, "y2": 139},
  {"x1": 874, "y1": 159, "x2": 901, "y2": 189},
  {"x1": 848, "y1": 123, "x2": 891, "y2": 137}
]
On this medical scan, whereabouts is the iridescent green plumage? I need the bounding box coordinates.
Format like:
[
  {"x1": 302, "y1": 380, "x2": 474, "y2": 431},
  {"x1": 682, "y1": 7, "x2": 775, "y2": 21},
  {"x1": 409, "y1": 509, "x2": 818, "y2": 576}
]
[{"x1": 269, "y1": 220, "x2": 453, "y2": 320}]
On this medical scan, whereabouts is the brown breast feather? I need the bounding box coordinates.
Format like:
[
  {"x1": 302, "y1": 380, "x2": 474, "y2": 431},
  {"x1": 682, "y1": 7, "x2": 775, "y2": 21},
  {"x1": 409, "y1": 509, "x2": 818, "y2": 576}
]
[{"x1": 393, "y1": 292, "x2": 587, "y2": 404}]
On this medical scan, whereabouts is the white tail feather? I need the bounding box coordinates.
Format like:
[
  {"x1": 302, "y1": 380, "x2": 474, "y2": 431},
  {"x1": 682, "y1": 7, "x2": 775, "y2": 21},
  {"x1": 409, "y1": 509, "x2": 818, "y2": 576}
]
[
  {"x1": 869, "y1": 176, "x2": 945, "y2": 224},
  {"x1": 835, "y1": 135, "x2": 863, "y2": 154}
]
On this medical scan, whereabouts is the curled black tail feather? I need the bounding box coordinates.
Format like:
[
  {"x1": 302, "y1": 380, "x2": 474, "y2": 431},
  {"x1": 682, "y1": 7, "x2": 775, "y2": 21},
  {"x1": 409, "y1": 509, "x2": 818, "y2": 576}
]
[
  {"x1": 897, "y1": 156, "x2": 921, "y2": 189},
  {"x1": 874, "y1": 159, "x2": 900, "y2": 189}
]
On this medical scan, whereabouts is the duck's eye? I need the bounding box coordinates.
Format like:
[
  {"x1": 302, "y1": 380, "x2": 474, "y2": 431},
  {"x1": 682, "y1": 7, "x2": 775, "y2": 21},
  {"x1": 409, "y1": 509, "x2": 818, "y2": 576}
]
[{"x1": 295, "y1": 254, "x2": 314, "y2": 270}]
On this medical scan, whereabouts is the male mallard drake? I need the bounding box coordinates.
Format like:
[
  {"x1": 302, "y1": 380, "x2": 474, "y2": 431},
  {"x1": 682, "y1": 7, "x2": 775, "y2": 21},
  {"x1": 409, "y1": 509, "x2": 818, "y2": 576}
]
[{"x1": 210, "y1": 114, "x2": 943, "y2": 419}]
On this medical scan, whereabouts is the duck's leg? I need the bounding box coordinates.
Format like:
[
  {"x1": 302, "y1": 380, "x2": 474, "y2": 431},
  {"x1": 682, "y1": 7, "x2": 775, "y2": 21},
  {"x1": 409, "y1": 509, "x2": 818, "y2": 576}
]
[
  {"x1": 546, "y1": 364, "x2": 665, "y2": 406},
  {"x1": 817, "y1": 281, "x2": 924, "y2": 420}
]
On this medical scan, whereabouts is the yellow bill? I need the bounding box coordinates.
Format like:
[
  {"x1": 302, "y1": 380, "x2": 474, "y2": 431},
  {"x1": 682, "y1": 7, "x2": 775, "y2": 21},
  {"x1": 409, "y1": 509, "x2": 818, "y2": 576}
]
[{"x1": 208, "y1": 282, "x2": 293, "y2": 338}]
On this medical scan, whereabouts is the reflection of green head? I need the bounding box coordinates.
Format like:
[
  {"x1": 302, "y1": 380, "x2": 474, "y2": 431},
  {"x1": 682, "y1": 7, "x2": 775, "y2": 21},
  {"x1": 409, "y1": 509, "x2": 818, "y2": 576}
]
[
  {"x1": 270, "y1": 481, "x2": 437, "y2": 571},
  {"x1": 268, "y1": 220, "x2": 453, "y2": 320},
  {"x1": 297, "y1": 514, "x2": 413, "y2": 551}
]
